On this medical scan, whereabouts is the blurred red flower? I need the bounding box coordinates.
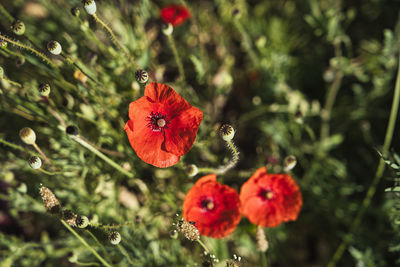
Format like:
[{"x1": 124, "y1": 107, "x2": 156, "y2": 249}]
[
  {"x1": 124, "y1": 83, "x2": 202, "y2": 168},
  {"x1": 240, "y1": 167, "x2": 302, "y2": 227},
  {"x1": 160, "y1": 4, "x2": 191, "y2": 27},
  {"x1": 183, "y1": 174, "x2": 241, "y2": 238}
]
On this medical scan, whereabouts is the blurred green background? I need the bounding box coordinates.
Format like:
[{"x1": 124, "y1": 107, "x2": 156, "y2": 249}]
[{"x1": 1, "y1": 0, "x2": 400, "y2": 266}]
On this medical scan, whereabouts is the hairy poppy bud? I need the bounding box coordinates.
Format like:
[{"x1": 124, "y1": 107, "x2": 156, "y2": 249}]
[
  {"x1": 185, "y1": 164, "x2": 198, "y2": 177},
  {"x1": 71, "y1": 7, "x2": 80, "y2": 17},
  {"x1": 177, "y1": 219, "x2": 200, "y2": 241},
  {"x1": 82, "y1": 0, "x2": 96, "y2": 15},
  {"x1": 76, "y1": 215, "x2": 89, "y2": 228},
  {"x1": 38, "y1": 83, "x2": 51, "y2": 97},
  {"x1": 47, "y1": 41, "x2": 62, "y2": 55},
  {"x1": 63, "y1": 210, "x2": 78, "y2": 227},
  {"x1": 109, "y1": 231, "x2": 121, "y2": 245},
  {"x1": 0, "y1": 40, "x2": 7, "y2": 48},
  {"x1": 284, "y1": 155, "x2": 297, "y2": 171},
  {"x1": 11, "y1": 20, "x2": 25, "y2": 35},
  {"x1": 28, "y1": 156, "x2": 42, "y2": 169},
  {"x1": 19, "y1": 127, "x2": 36, "y2": 145},
  {"x1": 40, "y1": 186, "x2": 62, "y2": 214},
  {"x1": 135, "y1": 69, "x2": 149, "y2": 84},
  {"x1": 219, "y1": 124, "x2": 235, "y2": 141},
  {"x1": 162, "y1": 23, "x2": 173, "y2": 36}
]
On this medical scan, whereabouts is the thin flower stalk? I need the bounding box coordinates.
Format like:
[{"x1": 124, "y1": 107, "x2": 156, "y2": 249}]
[
  {"x1": 0, "y1": 33, "x2": 57, "y2": 69},
  {"x1": 167, "y1": 34, "x2": 185, "y2": 82},
  {"x1": 327, "y1": 53, "x2": 400, "y2": 267},
  {"x1": 60, "y1": 220, "x2": 112, "y2": 267},
  {"x1": 1, "y1": 76, "x2": 23, "y2": 88},
  {"x1": 117, "y1": 244, "x2": 134, "y2": 265},
  {"x1": 32, "y1": 143, "x2": 55, "y2": 171}
]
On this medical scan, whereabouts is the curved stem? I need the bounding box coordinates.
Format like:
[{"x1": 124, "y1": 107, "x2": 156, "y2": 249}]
[
  {"x1": 167, "y1": 34, "x2": 185, "y2": 82},
  {"x1": 60, "y1": 220, "x2": 112, "y2": 267},
  {"x1": 2, "y1": 77, "x2": 23, "y2": 88},
  {"x1": 32, "y1": 143, "x2": 56, "y2": 171},
  {"x1": 327, "y1": 53, "x2": 400, "y2": 267}
]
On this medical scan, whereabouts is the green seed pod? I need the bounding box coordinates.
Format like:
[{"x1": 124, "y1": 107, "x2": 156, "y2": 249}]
[
  {"x1": 76, "y1": 215, "x2": 89, "y2": 228},
  {"x1": 169, "y1": 230, "x2": 178, "y2": 239},
  {"x1": 162, "y1": 23, "x2": 173, "y2": 36},
  {"x1": 0, "y1": 39, "x2": 7, "y2": 48},
  {"x1": 19, "y1": 127, "x2": 36, "y2": 145},
  {"x1": 82, "y1": 0, "x2": 96, "y2": 15},
  {"x1": 39, "y1": 83, "x2": 51, "y2": 97},
  {"x1": 185, "y1": 164, "x2": 198, "y2": 177},
  {"x1": 219, "y1": 124, "x2": 235, "y2": 141},
  {"x1": 135, "y1": 69, "x2": 149, "y2": 84},
  {"x1": 109, "y1": 231, "x2": 121, "y2": 245},
  {"x1": 28, "y1": 156, "x2": 42, "y2": 169},
  {"x1": 47, "y1": 41, "x2": 62, "y2": 55},
  {"x1": 11, "y1": 20, "x2": 25, "y2": 35}
]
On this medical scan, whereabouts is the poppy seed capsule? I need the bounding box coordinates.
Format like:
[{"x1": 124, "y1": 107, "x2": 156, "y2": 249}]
[
  {"x1": 219, "y1": 124, "x2": 235, "y2": 141},
  {"x1": 162, "y1": 23, "x2": 173, "y2": 36},
  {"x1": 82, "y1": 0, "x2": 96, "y2": 15},
  {"x1": 11, "y1": 20, "x2": 25, "y2": 35},
  {"x1": 76, "y1": 215, "x2": 89, "y2": 228},
  {"x1": 38, "y1": 83, "x2": 51, "y2": 97},
  {"x1": 47, "y1": 41, "x2": 62, "y2": 55},
  {"x1": 109, "y1": 231, "x2": 121, "y2": 245},
  {"x1": 19, "y1": 127, "x2": 36, "y2": 145},
  {"x1": 186, "y1": 164, "x2": 198, "y2": 177},
  {"x1": 284, "y1": 155, "x2": 297, "y2": 171},
  {"x1": 135, "y1": 69, "x2": 149, "y2": 84},
  {"x1": 0, "y1": 39, "x2": 7, "y2": 48},
  {"x1": 28, "y1": 156, "x2": 42, "y2": 169}
]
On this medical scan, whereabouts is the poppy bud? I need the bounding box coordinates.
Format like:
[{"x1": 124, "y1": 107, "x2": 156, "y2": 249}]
[
  {"x1": 82, "y1": 0, "x2": 96, "y2": 15},
  {"x1": 284, "y1": 155, "x2": 297, "y2": 171},
  {"x1": 19, "y1": 127, "x2": 36, "y2": 145},
  {"x1": 40, "y1": 186, "x2": 62, "y2": 214},
  {"x1": 28, "y1": 156, "x2": 42, "y2": 169},
  {"x1": 63, "y1": 210, "x2": 78, "y2": 227},
  {"x1": 219, "y1": 124, "x2": 235, "y2": 141},
  {"x1": 16, "y1": 57, "x2": 25, "y2": 67},
  {"x1": 177, "y1": 219, "x2": 200, "y2": 241},
  {"x1": 162, "y1": 23, "x2": 173, "y2": 36},
  {"x1": 11, "y1": 20, "x2": 25, "y2": 35},
  {"x1": 38, "y1": 83, "x2": 51, "y2": 97},
  {"x1": 76, "y1": 215, "x2": 89, "y2": 228},
  {"x1": 109, "y1": 231, "x2": 121, "y2": 245},
  {"x1": 0, "y1": 40, "x2": 7, "y2": 48},
  {"x1": 185, "y1": 164, "x2": 198, "y2": 177},
  {"x1": 294, "y1": 110, "x2": 303, "y2": 124},
  {"x1": 169, "y1": 229, "x2": 178, "y2": 239},
  {"x1": 68, "y1": 252, "x2": 78, "y2": 263},
  {"x1": 47, "y1": 41, "x2": 62, "y2": 55},
  {"x1": 66, "y1": 125, "x2": 79, "y2": 135},
  {"x1": 71, "y1": 7, "x2": 80, "y2": 17},
  {"x1": 0, "y1": 67, "x2": 3, "y2": 79},
  {"x1": 135, "y1": 69, "x2": 149, "y2": 84}
]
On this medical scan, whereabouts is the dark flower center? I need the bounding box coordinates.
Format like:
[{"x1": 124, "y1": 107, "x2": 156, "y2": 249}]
[
  {"x1": 259, "y1": 189, "x2": 274, "y2": 201},
  {"x1": 147, "y1": 112, "x2": 170, "y2": 132},
  {"x1": 201, "y1": 198, "x2": 215, "y2": 211}
]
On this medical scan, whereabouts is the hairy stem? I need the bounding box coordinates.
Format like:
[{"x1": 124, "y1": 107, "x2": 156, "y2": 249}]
[{"x1": 167, "y1": 34, "x2": 185, "y2": 82}]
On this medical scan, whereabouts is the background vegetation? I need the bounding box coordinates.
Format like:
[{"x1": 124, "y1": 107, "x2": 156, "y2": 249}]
[{"x1": 0, "y1": 0, "x2": 400, "y2": 266}]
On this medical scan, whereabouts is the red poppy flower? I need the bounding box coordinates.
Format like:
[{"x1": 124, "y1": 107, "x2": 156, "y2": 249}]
[
  {"x1": 160, "y1": 4, "x2": 191, "y2": 27},
  {"x1": 124, "y1": 83, "x2": 202, "y2": 168},
  {"x1": 240, "y1": 167, "x2": 302, "y2": 227},
  {"x1": 183, "y1": 174, "x2": 241, "y2": 238}
]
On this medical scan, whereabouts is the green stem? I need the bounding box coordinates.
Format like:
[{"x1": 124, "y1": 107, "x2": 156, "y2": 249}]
[
  {"x1": 92, "y1": 14, "x2": 136, "y2": 66},
  {"x1": 327, "y1": 53, "x2": 400, "y2": 267},
  {"x1": 320, "y1": 72, "x2": 344, "y2": 140},
  {"x1": 117, "y1": 244, "x2": 134, "y2": 265},
  {"x1": 60, "y1": 220, "x2": 112, "y2": 267},
  {"x1": 197, "y1": 239, "x2": 210, "y2": 254},
  {"x1": 234, "y1": 19, "x2": 258, "y2": 66},
  {"x1": 70, "y1": 135, "x2": 134, "y2": 178},
  {"x1": 86, "y1": 230, "x2": 112, "y2": 262},
  {"x1": 2, "y1": 77, "x2": 23, "y2": 88},
  {"x1": 0, "y1": 33, "x2": 57, "y2": 69},
  {"x1": 260, "y1": 252, "x2": 268, "y2": 267},
  {"x1": 0, "y1": 4, "x2": 14, "y2": 23},
  {"x1": 167, "y1": 34, "x2": 185, "y2": 82},
  {"x1": 37, "y1": 168, "x2": 62, "y2": 176},
  {"x1": 0, "y1": 137, "x2": 37, "y2": 156},
  {"x1": 61, "y1": 53, "x2": 99, "y2": 85}
]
